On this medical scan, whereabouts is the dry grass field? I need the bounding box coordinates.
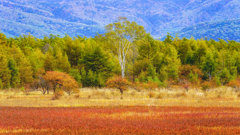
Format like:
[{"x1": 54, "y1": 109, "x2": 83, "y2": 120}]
[
  {"x1": 1, "y1": 87, "x2": 240, "y2": 134},
  {"x1": 0, "y1": 87, "x2": 240, "y2": 107}
]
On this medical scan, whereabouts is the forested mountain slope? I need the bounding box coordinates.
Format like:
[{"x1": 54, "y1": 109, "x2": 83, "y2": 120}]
[{"x1": 0, "y1": 0, "x2": 240, "y2": 40}]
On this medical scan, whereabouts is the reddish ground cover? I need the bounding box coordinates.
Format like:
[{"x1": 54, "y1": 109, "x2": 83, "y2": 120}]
[{"x1": 0, "y1": 106, "x2": 240, "y2": 134}]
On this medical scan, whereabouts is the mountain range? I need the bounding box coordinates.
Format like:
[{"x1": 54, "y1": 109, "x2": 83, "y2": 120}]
[{"x1": 0, "y1": 0, "x2": 240, "y2": 41}]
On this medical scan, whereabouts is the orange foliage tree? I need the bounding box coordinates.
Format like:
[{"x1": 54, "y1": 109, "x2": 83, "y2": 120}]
[
  {"x1": 43, "y1": 71, "x2": 79, "y2": 94},
  {"x1": 62, "y1": 77, "x2": 79, "y2": 95},
  {"x1": 105, "y1": 76, "x2": 131, "y2": 99},
  {"x1": 228, "y1": 78, "x2": 240, "y2": 91}
]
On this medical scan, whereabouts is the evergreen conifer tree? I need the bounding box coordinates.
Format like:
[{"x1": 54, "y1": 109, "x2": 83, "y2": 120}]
[
  {"x1": 8, "y1": 58, "x2": 20, "y2": 88},
  {"x1": 0, "y1": 54, "x2": 11, "y2": 88},
  {"x1": 44, "y1": 48, "x2": 55, "y2": 72}
]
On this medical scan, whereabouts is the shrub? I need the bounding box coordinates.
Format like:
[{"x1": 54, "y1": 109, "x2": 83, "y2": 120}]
[
  {"x1": 142, "y1": 81, "x2": 159, "y2": 90},
  {"x1": 201, "y1": 81, "x2": 212, "y2": 91},
  {"x1": 23, "y1": 84, "x2": 31, "y2": 95},
  {"x1": 156, "y1": 94, "x2": 163, "y2": 99},
  {"x1": 148, "y1": 92, "x2": 156, "y2": 98},
  {"x1": 62, "y1": 77, "x2": 79, "y2": 95},
  {"x1": 52, "y1": 90, "x2": 64, "y2": 100},
  {"x1": 105, "y1": 76, "x2": 131, "y2": 99},
  {"x1": 228, "y1": 78, "x2": 240, "y2": 91}
]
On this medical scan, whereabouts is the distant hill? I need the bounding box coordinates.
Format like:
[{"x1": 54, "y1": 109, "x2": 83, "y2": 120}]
[
  {"x1": 174, "y1": 19, "x2": 240, "y2": 42},
  {"x1": 0, "y1": 0, "x2": 240, "y2": 40}
]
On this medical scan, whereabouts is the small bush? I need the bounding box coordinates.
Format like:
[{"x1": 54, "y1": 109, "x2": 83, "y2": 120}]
[
  {"x1": 156, "y1": 94, "x2": 163, "y2": 99},
  {"x1": 142, "y1": 82, "x2": 159, "y2": 90},
  {"x1": 105, "y1": 76, "x2": 131, "y2": 99},
  {"x1": 7, "y1": 95, "x2": 15, "y2": 99},
  {"x1": 52, "y1": 90, "x2": 64, "y2": 100},
  {"x1": 148, "y1": 92, "x2": 156, "y2": 98},
  {"x1": 22, "y1": 85, "x2": 31, "y2": 95},
  {"x1": 131, "y1": 91, "x2": 137, "y2": 96},
  {"x1": 201, "y1": 81, "x2": 212, "y2": 91},
  {"x1": 176, "y1": 92, "x2": 187, "y2": 98},
  {"x1": 74, "y1": 94, "x2": 80, "y2": 99},
  {"x1": 228, "y1": 79, "x2": 240, "y2": 91}
]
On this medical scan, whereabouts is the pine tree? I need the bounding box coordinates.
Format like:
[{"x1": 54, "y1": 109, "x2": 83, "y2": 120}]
[
  {"x1": 138, "y1": 70, "x2": 147, "y2": 83},
  {"x1": 64, "y1": 36, "x2": 83, "y2": 67},
  {"x1": 137, "y1": 33, "x2": 158, "y2": 60},
  {"x1": 8, "y1": 58, "x2": 20, "y2": 88},
  {"x1": 202, "y1": 51, "x2": 217, "y2": 81},
  {"x1": 81, "y1": 67, "x2": 87, "y2": 87},
  {"x1": 0, "y1": 54, "x2": 11, "y2": 88},
  {"x1": 28, "y1": 48, "x2": 45, "y2": 78},
  {"x1": 79, "y1": 44, "x2": 113, "y2": 76},
  {"x1": 61, "y1": 53, "x2": 71, "y2": 73},
  {"x1": 19, "y1": 56, "x2": 33, "y2": 85},
  {"x1": 162, "y1": 46, "x2": 181, "y2": 80},
  {"x1": 55, "y1": 47, "x2": 63, "y2": 71},
  {"x1": 147, "y1": 64, "x2": 157, "y2": 78},
  {"x1": 69, "y1": 69, "x2": 81, "y2": 85},
  {"x1": 97, "y1": 73, "x2": 105, "y2": 87},
  {"x1": 86, "y1": 70, "x2": 96, "y2": 87},
  {"x1": 44, "y1": 48, "x2": 55, "y2": 72}
]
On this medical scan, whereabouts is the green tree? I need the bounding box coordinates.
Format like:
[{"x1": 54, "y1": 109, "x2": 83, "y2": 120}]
[
  {"x1": 86, "y1": 70, "x2": 97, "y2": 87},
  {"x1": 79, "y1": 40, "x2": 113, "y2": 77},
  {"x1": 8, "y1": 58, "x2": 20, "y2": 88},
  {"x1": 69, "y1": 69, "x2": 81, "y2": 85},
  {"x1": 137, "y1": 33, "x2": 158, "y2": 60},
  {"x1": 64, "y1": 36, "x2": 83, "y2": 67},
  {"x1": 147, "y1": 64, "x2": 157, "y2": 79},
  {"x1": 28, "y1": 48, "x2": 45, "y2": 78},
  {"x1": 80, "y1": 67, "x2": 87, "y2": 87},
  {"x1": 19, "y1": 56, "x2": 33, "y2": 85},
  {"x1": 161, "y1": 46, "x2": 181, "y2": 80},
  {"x1": 103, "y1": 17, "x2": 146, "y2": 78},
  {"x1": 55, "y1": 48, "x2": 71, "y2": 73},
  {"x1": 202, "y1": 51, "x2": 217, "y2": 81},
  {"x1": 164, "y1": 33, "x2": 173, "y2": 44},
  {"x1": 44, "y1": 48, "x2": 55, "y2": 72},
  {"x1": 0, "y1": 53, "x2": 11, "y2": 88}
]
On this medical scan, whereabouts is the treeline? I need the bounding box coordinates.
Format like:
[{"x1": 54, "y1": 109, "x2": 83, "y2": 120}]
[{"x1": 1, "y1": 19, "x2": 240, "y2": 90}]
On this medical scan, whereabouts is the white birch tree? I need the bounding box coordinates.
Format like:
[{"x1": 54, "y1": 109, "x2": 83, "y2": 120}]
[{"x1": 103, "y1": 17, "x2": 146, "y2": 78}]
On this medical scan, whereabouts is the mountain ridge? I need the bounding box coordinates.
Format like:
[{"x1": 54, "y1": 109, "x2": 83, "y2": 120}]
[{"x1": 0, "y1": 0, "x2": 239, "y2": 41}]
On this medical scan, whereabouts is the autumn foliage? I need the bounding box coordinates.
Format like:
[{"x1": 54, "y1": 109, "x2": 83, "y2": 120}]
[
  {"x1": 43, "y1": 71, "x2": 79, "y2": 95},
  {"x1": 105, "y1": 76, "x2": 131, "y2": 96},
  {"x1": 1, "y1": 106, "x2": 240, "y2": 134},
  {"x1": 228, "y1": 78, "x2": 240, "y2": 90}
]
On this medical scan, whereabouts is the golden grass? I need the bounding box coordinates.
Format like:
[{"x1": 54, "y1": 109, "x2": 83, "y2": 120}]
[{"x1": 0, "y1": 87, "x2": 240, "y2": 107}]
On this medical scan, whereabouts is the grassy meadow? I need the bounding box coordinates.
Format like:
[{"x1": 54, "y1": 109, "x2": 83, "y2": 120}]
[
  {"x1": 0, "y1": 87, "x2": 240, "y2": 107},
  {"x1": 1, "y1": 87, "x2": 240, "y2": 134}
]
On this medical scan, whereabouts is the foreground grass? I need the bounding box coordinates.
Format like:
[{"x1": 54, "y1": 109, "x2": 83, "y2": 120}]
[
  {"x1": 0, "y1": 87, "x2": 240, "y2": 107},
  {"x1": 0, "y1": 106, "x2": 240, "y2": 134}
]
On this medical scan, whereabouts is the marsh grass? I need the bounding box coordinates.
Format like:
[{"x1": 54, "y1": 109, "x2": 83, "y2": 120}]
[{"x1": 0, "y1": 87, "x2": 240, "y2": 107}]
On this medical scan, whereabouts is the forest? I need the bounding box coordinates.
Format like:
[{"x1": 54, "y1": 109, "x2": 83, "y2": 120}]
[{"x1": 1, "y1": 18, "x2": 240, "y2": 94}]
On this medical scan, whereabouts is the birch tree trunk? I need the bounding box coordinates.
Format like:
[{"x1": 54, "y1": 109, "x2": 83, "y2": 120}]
[{"x1": 103, "y1": 17, "x2": 146, "y2": 78}]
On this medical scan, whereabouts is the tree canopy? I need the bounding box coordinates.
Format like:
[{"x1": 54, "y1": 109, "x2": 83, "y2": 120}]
[{"x1": 0, "y1": 17, "x2": 240, "y2": 91}]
